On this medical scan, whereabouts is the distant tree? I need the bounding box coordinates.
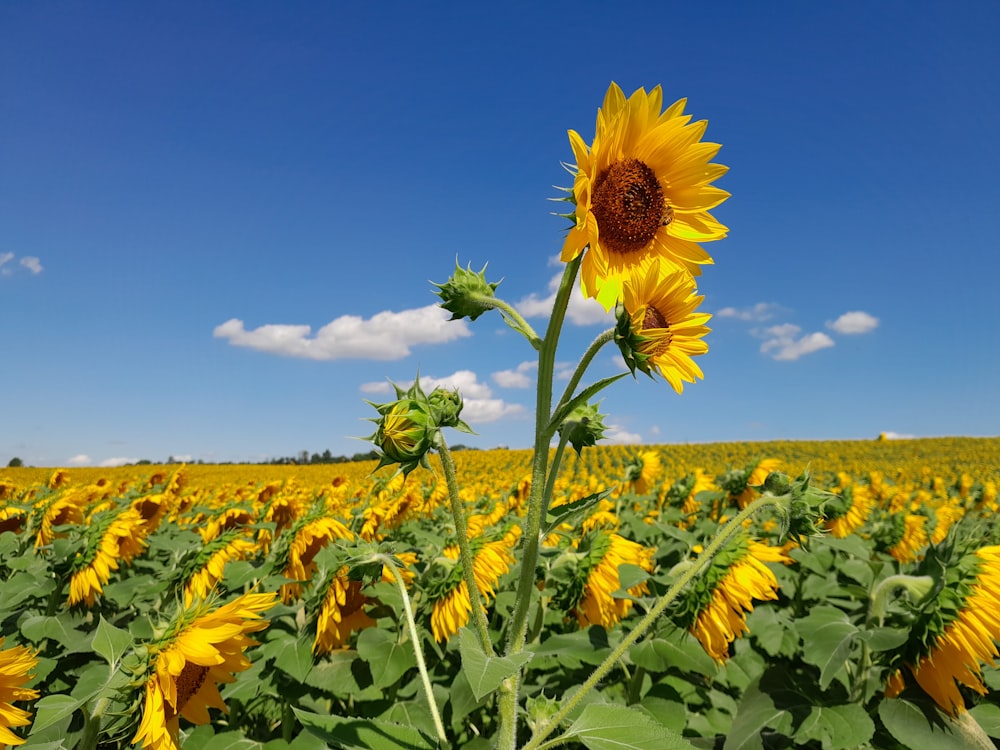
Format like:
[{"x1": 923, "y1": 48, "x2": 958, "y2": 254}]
[
  {"x1": 7, "y1": 457, "x2": 23, "y2": 467},
  {"x1": 321, "y1": 449, "x2": 334, "y2": 463}
]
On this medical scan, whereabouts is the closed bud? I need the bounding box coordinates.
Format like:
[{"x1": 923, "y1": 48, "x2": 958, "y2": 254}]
[
  {"x1": 432, "y1": 260, "x2": 501, "y2": 322},
  {"x1": 428, "y1": 387, "x2": 472, "y2": 433},
  {"x1": 557, "y1": 401, "x2": 608, "y2": 455}
]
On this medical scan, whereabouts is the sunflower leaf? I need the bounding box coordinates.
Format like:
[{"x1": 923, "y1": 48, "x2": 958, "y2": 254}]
[
  {"x1": 92, "y1": 615, "x2": 133, "y2": 667},
  {"x1": 549, "y1": 374, "x2": 629, "y2": 434},
  {"x1": 293, "y1": 708, "x2": 437, "y2": 750},
  {"x1": 554, "y1": 703, "x2": 696, "y2": 750},
  {"x1": 544, "y1": 488, "x2": 615, "y2": 534},
  {"x1": 458, "y1": 628, "x2": 533, "y2": 702}
]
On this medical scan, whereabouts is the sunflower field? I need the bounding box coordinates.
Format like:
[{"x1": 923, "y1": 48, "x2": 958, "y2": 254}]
[{"x1": 2, "y1": 436, "x2": 1000, "y2": 749}]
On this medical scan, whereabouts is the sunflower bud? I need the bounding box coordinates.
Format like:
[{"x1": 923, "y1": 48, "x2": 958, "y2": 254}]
[
  {"x1": 557, "y1": 401, "x2": 607, "y2": 455},
  {"x1": 366, "y1": 379, "x2": 439, "y2": 476},
  {"x1": 427, "y1": 387, "x2": 473, "y2": 433},
  {"x1": 761, "y1": 471, "x2": 791, "y2": 496},
  {"x1": 614, "y1": 301, "x2": 654, "y2": 378},
  {"x1": 432, "y1": 260, "x2": 501, "y2": 322}
]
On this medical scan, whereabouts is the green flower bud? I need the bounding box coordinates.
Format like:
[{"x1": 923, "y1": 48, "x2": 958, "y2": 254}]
[
  {"x1": 557, "y1": 401, "x2": 607, "y2": 455},
  {"x1": 366, "y1": 380, "x2": 438, "y2": 476},
  {"x1": 761, "y1": 470, "x2": 791, "y2": 496},
  {"x1": 613, "y1": 301, "x2": 654, "y2": 378},
  {"x1": 428, "y1": 387, "x2": 473, "y2": 433},
  {"x1": 432, "y1": 260, "x2": 501, "y2": 322},
  {"x1": 526, "y1": 693, "x2": 561, "y2": 734}
]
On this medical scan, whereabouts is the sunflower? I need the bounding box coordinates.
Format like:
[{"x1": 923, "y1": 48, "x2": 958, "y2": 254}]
[
  {"x1": 617, "y1": 260, "x2": 712, "y2": 393},
  {"x1": 279, "y1": 515, "x2": 354, "y2": 602},
  {"x1": 891, "y1": 546, "x2": 1000, "y2": 715},
  {"x1": 429, "y1": 532, "x2": 518, "y2": 642},
  {"x1": 183, "y1": 533, "x2": 259, "y2": 605},
  {"x1": 0, "y1": 638, "x2": 39, "y2": 747},
  {"x1": 133, "y1": 591, "x2": 277, "y2": 750},
  {"x1": 682, "y1": 539, "x2": 788, "y2": 663},
  {"x1": 824, "y1": 485, "x2": 874, "y2": 539},
  {"x1": 573, "y1": 532, "x2": 655, "y2": 629},
  {"x1": 887, "y1": 514, "x2": 929, "y2": 563},
  {"x1": 624, "y1": 450, "x2": 662, "y2": 496},
  {"x1": 68, "y1": 508, "x2": 148, "y2": 607},
  {"x1": 562, "y1": 82, "x2": 729, "y2": 309},
  {"x1": 313, "y1": 568, "x2": 377, "y2": 654}
]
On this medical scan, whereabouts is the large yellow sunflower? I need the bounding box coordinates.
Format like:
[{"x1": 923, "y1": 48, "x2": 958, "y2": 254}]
[
  {"x1": 574, "y1": 532, "x2": 655, "y2": 629},
  {"x1": 0, "y1": 639, "x2": 39, "y2": 747},
  {"x1": 562, "y1": 82, "x2": 729, "y2": 309},
  {"x1": 687, "y1": 540, "x2": 788, "y2": 663},
  {"x1": 618, "y1": 260, "x2": 711, "y2": 394},
  {"x1": 133, "y1": 591, "x2": 277, "y2": 750}
]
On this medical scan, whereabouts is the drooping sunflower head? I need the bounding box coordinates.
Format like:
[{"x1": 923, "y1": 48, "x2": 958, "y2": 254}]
[
  {"x1": 0, "y1": 637, "x2": 40, "y2": 747},
  {"x1": 562, "y1": 82, "x2": 729, "y2": 309},
  {"x1": 615, "y1": 260, "x2": 711, "y2": 393}
]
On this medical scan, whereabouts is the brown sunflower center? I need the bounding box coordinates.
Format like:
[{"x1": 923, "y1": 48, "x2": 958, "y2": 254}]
[
  {"x1": 167, "y1": 662, "x2": 210, "y2": 719},
  {"x1": 591, "y1": 159, "x2": 668, "y2": 255},
  {"x1": 641, "y1": 306, "x2": 673, "y2": 355}
]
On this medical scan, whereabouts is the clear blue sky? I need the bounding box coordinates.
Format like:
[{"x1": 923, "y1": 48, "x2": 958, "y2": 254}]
[{"x1": 3, "y1": 1, "x2": 998, "y2": 467}]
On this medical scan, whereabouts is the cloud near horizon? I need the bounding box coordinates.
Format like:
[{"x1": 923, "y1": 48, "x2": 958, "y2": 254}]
[
  {"x1": 214, "y1": 304, "x2": 470, "y2": 360},
  {"x1": 359, "y1": 369, "x2": 526, "y2": 424},
  {"x1": 758, "y1": 324, "x2": 835, "y2": 361},
  {"x1": 827, "y1": 311, "x2": 879, "y2": 335}
]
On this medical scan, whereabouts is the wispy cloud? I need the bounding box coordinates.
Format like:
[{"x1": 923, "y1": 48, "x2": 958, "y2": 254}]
[
  {"x1": 827, "y1": 311, "x2": 879, "y2": 335},
  {"x1": 517, "y1": 272, "x2": 610, "y2": 326},
  {"x1": 214, "y1": 304, "x2": 470, "y2": 361},
  {"x1": 758, "y1": 324, "x2": 835, "y2": 361},
  {"x1": 715, "y1": 302, "x2": 781, "y2": 322},
  {"x1": 359, "y1": 369, "x2": 526, "y2": 424},
  {"x1": 99, "y1": 456, "x2": 140, "y2": 467},
  {"x1": 605, "y1": 424, "x2": 643, "y2": 444},
  {"x1": 67, "y1": 454, "x2": 92, "y2": 466},
  {"x1": 0, "y1": 252, "x2": 43, "y2": 276},
  {"x1": 492, "y1": 361, "x2": 537, "y2": 389}
]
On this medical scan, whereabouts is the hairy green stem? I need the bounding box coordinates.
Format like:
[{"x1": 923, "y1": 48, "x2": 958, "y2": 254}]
[
  {"x1": 376, "y1": 554, "x2": 447, "y2": 743},
  {"x1": 497, "y1": 256, "x2": 581, "y2": 750},
  {"x1": 436, "y1": 434, "x2": 495, "y2": 656},
  {"x1": 523, "y1": 495, "x2": 784, "y2": 750},
  {"x1": 553, "y1": 327, "x2": 616, "y2": 419},
  {"x1": 478, "y1": 295, "x2": 543, "y2": 350}
]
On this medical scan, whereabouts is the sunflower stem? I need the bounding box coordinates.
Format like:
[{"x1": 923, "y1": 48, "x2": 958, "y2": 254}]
[
  {"x1": 435, "y1": 433, "x2": 495, "y2": 656},
  {"x1": 522, "y1": 495, "x2": 784, "y2": 750},
  {"x1": 479, "y1": 295, "x2": 543, "y2": 350},
  {"x1": 375, "y1": 553, "x2": 448, "y2": 744},
  {"x1": 498, "y1": 255, "x2": 581, "y2": 750},
  {"x1": 553, "y1": 327, "x2": 616, "y2": 418}
]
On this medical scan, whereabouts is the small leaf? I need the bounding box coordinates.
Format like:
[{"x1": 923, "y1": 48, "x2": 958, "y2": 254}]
[
  {"x1": 356, "y1": 628, "x2": 416, "y2": 689},
  {"x1": 92, "y1": 616, "x2": 133, "y2": 666},
  {"x1": 544, "y1": 489, "x2": 615, "y2": 534},
  {"x1": 458, "y1": 628, "x2": 532, "y2": 702},
  {"x1": 293, "y1": 708, "x2": 437, "y2": 750},
  {"x1": 29, "y1": 695, "x2": 84, "y2": 735},
  {"x1": 559, "y1": 704, "x2": 695, "y2": 750}
]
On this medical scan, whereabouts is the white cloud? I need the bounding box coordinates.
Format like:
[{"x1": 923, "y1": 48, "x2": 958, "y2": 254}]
[
  {"x1": 827, "y1": 311, "x2": 879, "y2": 335},
  {"x1": 880, "y1": 431, "x2": 915, "y2": 440},
  {"x1": 67, "y1": 454, "x2": 92, "y2": 466},
  {"x1": 492, "y1": 361, "x2": 537, "y2": 389},
  {"x1": 0, "y1": 253, "x2": 13, "y2": 268},
  {"x1": 758, "y1": 324, "x2": 835, "y2": 361},
  {"x1": 0, "y1": 253, "x2": 44, "y2": 276},
  {"x1": 359, "y1": 370, "x2": 526, "y2": 424},
  {"x1": 715, "y1": 303, "x2": 780, "y2": 322},
  {"x1": 99, "y1": 457, "x2": 140, "y2": 467},
  {"x1": 214, "y1": 304, "x2": 470, "y2": 361},
  {"x1": 517, "y1": 273, "x2": 610, "y2": 326},
  {"x1": 19, "y1": 256, "x2": 43, "y2": 274},
  {"x1": 605, "y1": 424, "x2": 643, "y2": 444}
]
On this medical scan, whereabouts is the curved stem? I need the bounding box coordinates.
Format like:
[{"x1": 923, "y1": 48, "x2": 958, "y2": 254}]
[
  {"x1": 436, "y1": 433, "x2": 495, "y2": 656},
  {"x1": 479, "y1": 295, "x2": 543, "y2": 350},
  {"x1": 376, "y1": 554, "x2": 448, "y2": 743},
  {"x1": 497, "y1": 256, "x2": 581, "y2": 750},
  {"x1": 523, "y1": 495, "x2": 784, "y2": 750},
  {"x1": 553, "y1": 328, "x2": 616, "y2": 418}
]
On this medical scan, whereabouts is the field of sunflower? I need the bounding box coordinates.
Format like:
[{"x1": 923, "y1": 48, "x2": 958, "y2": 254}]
[{"x1": 2, "y1": 436, "x2": 1000, "y2": 749}]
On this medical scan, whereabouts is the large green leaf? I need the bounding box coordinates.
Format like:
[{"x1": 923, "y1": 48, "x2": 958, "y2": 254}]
[
  {"x1": 629, "y1": 632, "x2": 717, "y2": 676},
  {"x1": 558, "y1": 704, "x2": 695, "y2": 750},
  {"x1": 879, "y1": 698, "x2": 995, "y2": 750},
  {"x1": 293, "y1": 708, "x2": 438, "y2": 750},
  {"x1": 457, "y1": 628, "x2": 532, "y2": 701},
  {"x1": 261, "y1": 632, "x2": 314, "y2": 682},
  {"x1": 970, "y1": 703, "x2": 1000, "y2": 737},
  {"x1": 92, "y1": 615, "x2": 133, "y2": 666},
  {"x1": 530, "y1": 627, "x2": 613, "y2": 667},
  {"x1": 794, "y1": 704, "x2": 874, "y2": 749},
  {"x1": 723, "y1": 679, "x2": 783, "y2": 750},
  {"x1": 796, "y1": 606, "x2": 858, "y2": 689},
  {"x1": 357, "y1": 627, "x2": 417, "y2": 689},
  {"x1": 28, "y1": 695, "x2": 84, "y2": 735}
]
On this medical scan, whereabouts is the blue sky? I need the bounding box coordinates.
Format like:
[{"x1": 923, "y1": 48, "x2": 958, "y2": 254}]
[{"x1": 3, "y1": 1, "x2": 999, "y2": 467}]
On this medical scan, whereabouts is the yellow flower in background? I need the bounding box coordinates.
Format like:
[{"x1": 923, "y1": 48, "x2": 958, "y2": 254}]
[
  {"x1": 68, "y1": 508, "x2": 148, "y2": 607},
  {"x1": 562, "y1": 82, "x2": 729, "y2": 309},
  {"x1": 574, "y1": 532, "x2": 655, "y2": 629},
  {"x1": 184, "y1": 535, "x2": 259, "y2": 605},
  {"x1": 133, "y1": 592, "x2": 276, "y2": 750},
  {"x1": 430, "y1": 533, "x2": 518, "y2": 642},
  {"x1": 0, "y1": 639, "x2": 39, "y2": 747},
  {"x1": 887, "y1": 514, "x2": 928, "y2": 563},
  {"x1": 688, "y1": 540, "x2": 788, "y2": 663},
  {"x1": 617, "y1": 261, "x2": 712, "y2": 393},
  {"x1": 624, "y1": 449, "x2": 662, "y2": 496},
  {"x1": 280, "y1": 515, "x2": 354, "y2": 602},
  {"x1": 903, "y1": 546, "x2": 1000, "y2": 715},
  {"x1": 824, "y1": 485, "x2": 874, "y2": 538},
  {"x1": 313, "y1": 569, "x2": 377, "y2": 654}
]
